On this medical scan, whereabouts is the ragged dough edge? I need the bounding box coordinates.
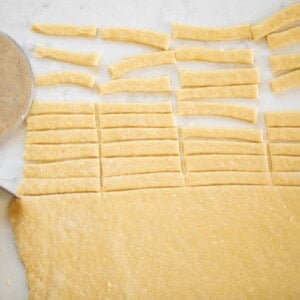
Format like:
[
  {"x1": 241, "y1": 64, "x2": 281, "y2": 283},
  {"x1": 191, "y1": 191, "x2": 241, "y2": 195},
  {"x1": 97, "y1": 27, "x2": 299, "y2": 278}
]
[
  {"x1": 35, "y1": 71, "x2": 95, "y2": 88},
  {"x1": 34, "y1": 45, "x2": 101, "y2": 67},
  {"x1": 26, "y1": 129, "x2": 98, "y2": 144},
  {"x1": 98, "y1": 102, "x2": 172, "y2": 114},
  {"x1": 102, "y1": 156, "x2": 182, "y2": 177},
  {"x1": 30, "y1": 101, "x2": 95, "y2": 115},
  {"x1": 265, "y1": 111, "x2": 300, "y2": 127},
  {"x1": 183, "y1": 141, "x2": 266, "y2": 155},
  {"x1": 185, "y1": 155, "x2": 269, "y2": 172},
  {"x1": 109, "y1": 51, "x2": 176, "y2": 79},
  {"x1": 97, "y1": 76, "x2": 171, "y2": 95},
  {"x1": 23, "y1": 159, "x2": 100, "y2": 178},
  {"x1": 26, "y1": 115, "x2": 96, "y2": 130},
  {"x1": 102, "y1": 172, "x2": 185, "y2": 191},
  {"x1": 271, "y1": 156, "x2": 300, "y2": 171},
  {"x1": 17, "y1": 178, "x2": 101, "y2": 195},
  {"x1": 100, "y1": 114, "x2": 175, "y2": 128},
  {"x1": 267, "y1": 128, "x2": 300, "y2": 141},
  {"x1": 175, "y1": 47, "x2": 253, "y2": 64},
  {"x1": 101, "y1": 127, "x2": 178, "y2": 142},
  {"x1": 269, "y1": 54, "x2": 300, "y2": 73},
  {"x1": 101, "y1": 140, "x2": 180, "y2": 157},
  {"x1": 187, "y1": 171, "x2": 271, "y2": 186},
  {"x1": 178, "y1": 102, "x2": 258, "y2": 123},
  {"x1": 179, "y1": 68, "x2": 260, "y2": 87},
  {"x1": 24, "y1": 144, "x2": 99, "y2": 162},
  {"x1": 269, "y1": 143, "x2": 300, "y2": 156},
  {"x1": 101, "y1": 27, "x2": 170, "y2": 50},
  {"x1": 251, "y1": 3, "x2": 300, "y2": 40},
  {"x1": 172, "y1": 23, "x2": 252, "y2": 40},
  {"x1": 267, "y1": 26, "x2": 300, "y2": 49},
  {"x1": 272, "y1": 172, "x2": 300, "y2": 186},
  {"x1": 177, "y1": 85, "x2": 259, "y2": 100},
  {"x1": 180, "y1": 127, "x2": 263, "y2": 142}
]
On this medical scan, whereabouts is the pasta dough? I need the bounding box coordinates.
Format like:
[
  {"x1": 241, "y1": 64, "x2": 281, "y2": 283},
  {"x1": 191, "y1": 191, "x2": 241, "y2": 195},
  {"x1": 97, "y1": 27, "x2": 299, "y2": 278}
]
[
  {"x1": 265, "y1": 111, "x2": 300, "y2": 127},
  {"x1": 267, "y1": 26, "x2": 300, "y2": 49},
  {"x1": 271, "y1": 156, "x2": 300, "y2": 171},
  {"x1": 269, "y1": 143, "x2": 300, "y2": 156},
  {"x1": 267, "y1": 128, "x2": 300, "y2": 141},
  {"x1": 272, "y1": 172, "x2": 300, "y2": 186},
  {"x1": 270, "y1": 54, "x2": 300, "y2": 73},
  {"x1": 270, "y1": 70, "x2": 300, "y2": 93}
]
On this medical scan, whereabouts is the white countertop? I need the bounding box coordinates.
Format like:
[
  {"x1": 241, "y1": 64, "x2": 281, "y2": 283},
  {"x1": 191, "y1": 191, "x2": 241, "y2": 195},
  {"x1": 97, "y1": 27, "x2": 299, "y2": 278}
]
[{"x1": 0, "y1": 0, "x2": 299, "y2": 298}]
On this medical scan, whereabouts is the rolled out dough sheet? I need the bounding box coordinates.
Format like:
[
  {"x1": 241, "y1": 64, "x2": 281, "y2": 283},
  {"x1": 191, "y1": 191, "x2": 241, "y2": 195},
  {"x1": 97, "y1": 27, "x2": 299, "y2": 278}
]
[{"x1": 10, "y1": 186, "x2": 300, "y2": 299}]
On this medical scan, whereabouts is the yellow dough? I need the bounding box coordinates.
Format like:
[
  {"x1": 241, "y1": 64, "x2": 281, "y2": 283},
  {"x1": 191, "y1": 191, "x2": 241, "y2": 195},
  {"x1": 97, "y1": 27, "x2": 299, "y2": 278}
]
[
  {"x1": 272, "y1": 172, "x2": 300, "y2": 186},
  {"x1": 35, "y1": 71, "x2": 95, "y2": 88},
  {"x1": 101, "y1": 140, "x2": 179, "y2": 157},
  {"x1": 175, "y1": 47, "x2": 253, "y2": 64},
  {"x1": 17, "y1": 178, "x2": 100, "y2": 195},
  {"x1": 10, "y1": 186, "x2": 300, "y2": 299},
  {"x1": 23, "y1": 159, "x2": 100, "y2": 178},
  {"x1": 179, "y1": 68, "x2": 260, "y2": 87},
  {"x1": 180, "y1": 127, "x2": 262, "y2": 142},
  {"x1": 183, "y1": 141, "x2": 266, "y2": 155},
  {"x1": 102, "y1": 156, "x2": 181, "y2": 177},
  {"x1": 102, "y1": 172, "x2": 185, "y2": 191},
  {"x1": 100, "y1": 114, "x2": 175, "y2": 128},
  {"x1": 270, "y1": 54, "x2": 300, "y2": 73},
  {"x1": 267, "y1": 26, "x2": 300, "y2": 49},
  {"x1": 26, "y1": 129, "x2": 98, "y2": 144},
  {"x1": 97, "y1": 76, "x2": 171, "y2": 95},
  {"x1": 265, "y1": 111, "x2": 300, "y2": 127},
  {"x1": 101, "y1": 127, "x2": 178, "y2": 142},
  {"x1": 270, "y1": 70, "x2": 300, "y2": 93},
  {"x1": 187, "y1": 171, "x2": 271, "y2": 186},
  {"x1": 172, "y1": 23, "x2": 252, "y2": 40},
  {"x1": 109, "y1": 51, "x2": 176, "y2": 79},
  {"x1": 267, "y1": 128, "x2": 300, "y2": 141},
  {"x1": 185, "y1": 155, "x2": 268, "y2": 172},
  {"x1": 101, "y1": 27, "x2": 170, "y2": 50},
  {"x1": 31, "y1": 24, "x2": 98, "y2": 37},
  {"x1": 271, "y1": 156, "x2": 300, "y2": 171},
  {"x1": 98, "y1": 102, "x2": 172, "y2": 114},
  {"x1": 269, "y1": 143, "x2": 300, "y2": 156},
  {"x1": 251, "y1": 3, "x2": 300, "y2": 40},
  {"x1": 178, "y1": 102, "x2": 257, "y2": 123},
  {"x1": 177, "y1": 85, "x2": 259, "y2": 100},
  {"x1": 24, "y1": 144, "x2": 99, "y2": 162},
  {"x1": 34, "y1": 45, "x2": 101, "y2": 67}
]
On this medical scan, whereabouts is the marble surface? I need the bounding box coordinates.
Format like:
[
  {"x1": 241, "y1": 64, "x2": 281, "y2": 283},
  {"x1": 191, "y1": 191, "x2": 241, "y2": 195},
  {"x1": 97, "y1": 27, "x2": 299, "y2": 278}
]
[{"x1": 0, "y1": 0, "x2": 299, "y2": 298}]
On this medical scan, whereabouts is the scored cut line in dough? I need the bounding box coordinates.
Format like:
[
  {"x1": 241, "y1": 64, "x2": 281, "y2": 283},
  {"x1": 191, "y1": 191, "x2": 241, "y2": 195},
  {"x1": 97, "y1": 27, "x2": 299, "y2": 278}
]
[
  {"x1": 26, "y1": 115, "x2": 96, "y2": 130},
  {"x1": 251, "y1": 3, "x2": 300, "y2": 40},
  {"x1": 100, "y1": 114, "x2": 175, "y2": 128},
  {"x1": 101, "y1": 27, "x2": 170, "y2": 50},
  {"x1": 270, "y1": 54, "x2": 300, "y2": 73},
  {"x1": 185, "y1": 155, "x2": 268, "y2": 172},
  {"x1": 26, "y1": 129, "x2": 98, "y2": 144},
  {"x1": 35, "y1": 71, "x2": 95, "y2": 88},
  {"x1": 265, "y1": 111, "x2": 300, "y2": 127},
  {"x1": 23, "y1": 159, "x2": 100, "y2": 178},
  {"x1": 175, "y1": 47, "x2": 253, "y2": 64},
  {"x1": 102, "y1": 172, "x2": 185, "y2": 191},
  {"x1": 179, "y1": 68, "x2": 260, "y2": 87},
  {"x1": 101, "y1": 140, "x2": 180, "y2": 157},
  {"x1": 30, "y1": 101, "x2": 95, "y2": 115},
  {"x1": 267, "y1": 26, "x2": 300, "y2": 50},
  {"x1": 109, "y1": 51, "x2": 176, "y2": 79},
  {"x1": 183, "y1": 141, "x2": 266, "y2": 155},
  {"x1": 177, "y1": 85, "x2": 259, "y2": 100},
  {"x1": 24, "y1": 144, "x2": 99, "y2": 162},
  {"x1": 101, "y1": 127, "x2": 178, "y2": 142},
  {"x1": 271, "y1": 156, "x2": 300, "y2": 171},
  {"x1": 98, "y1": 76, "x2": 171, "y2": 95},
  {"x1": 187, "y1": 171, "x2": 271, "y2": 186},
  {"x1": 267, "y1": 128, "x2": 300, "y2": 141},
  {"x1": 34, "y1": 45, "x2": 101, "y2": 67},
  {"x1": 18, "y1": 178, "x2": 100, "y2": 195},
  {"x1": 180, "y1": 127, "x2": 263, "y2": 142},
  {"x1": 272, "y1": 172, "x2": 300, "y2": 186},
  {"x1": 178, "y1": 102, "x2": 257, "y2": 123},
  {"x1": 172, "y1": 23, "x2": 252, "y2": 41},
  {"x1": 98, "y1": 102, "x2": 172, "y2": 114},
  {"x1": 269, "y1": 143, "x2": 300, "y2": 156},
  {"x1": 31, "y1": 24, "x2": 98, "y2": 37},
  {"x1": 102, "y1": 156, "x2": 181, "y2": 177}
]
